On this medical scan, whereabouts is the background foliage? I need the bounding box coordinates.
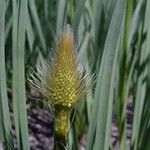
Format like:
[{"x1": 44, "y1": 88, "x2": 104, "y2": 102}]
[{"x1": 0, "y1": 0, "x2": 150, "y2": 149}]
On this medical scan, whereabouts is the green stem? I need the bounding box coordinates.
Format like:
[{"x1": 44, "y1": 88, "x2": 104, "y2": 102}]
[{"x1": 54, "y1": 105, "x2": 71, "y2": 150}]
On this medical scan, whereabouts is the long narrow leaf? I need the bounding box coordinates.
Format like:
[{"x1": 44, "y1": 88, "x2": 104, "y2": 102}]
[
  {"x1": 87, "y1": 0, "x2": 126, "y2": 149},
  {"x1": 73, "y1": 0, "x2": 86, "y2": 38},
  {"x1": 56, "y1": 0, "x2": 67, "y2": 36},
  {"x1": 0, "y1": 0, "x2": 12, "y2": 149},
  {"x1": 29, "y1": 0, "x2": 46, "y2": 51},
  {"x1": 12, "y1": 0, "x2": 30, "y2": 149}
]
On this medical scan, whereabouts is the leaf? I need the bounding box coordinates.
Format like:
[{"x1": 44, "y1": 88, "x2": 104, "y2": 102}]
[
  {"x1": 87, "y1": 0, "x2": 126, "y2": 149},
  {"x1": 56, "y1": 0, "x2": 67, "y2": 36},
  {"x1": 0, "y1": 0, "x2": 12, "y2": 149},
  {"x1": 72, "y1": 0, "x2": 86, "y2": 38},
  {"x1": 29, "y1": 0, "x2": 46, "y2": 51},
  {"x1": 131, "y1": 0, "x2": 149, "y2": 149},
  {"x1": 12, "y1": 0, "x2": 30, "y2": 149},
  {"x1": 26, "y1": 9, "x2": 35, "y2": 52}
]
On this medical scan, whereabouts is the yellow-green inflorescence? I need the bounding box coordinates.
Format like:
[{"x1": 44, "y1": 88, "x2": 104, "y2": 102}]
[{"x1": 29, "y1": 25, "x2": 91, "y2": 141}]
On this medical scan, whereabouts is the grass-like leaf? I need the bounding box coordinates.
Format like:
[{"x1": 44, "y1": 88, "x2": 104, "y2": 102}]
[
  {"x1": 12, "y1": 0, "x2": 30, "y2": 149},
  {"x1": 87, "y1": 0, "x2": 126, "y2": 149},
  {"x1": 0, "y1": 0, "x2": 12, "y2": 149}
]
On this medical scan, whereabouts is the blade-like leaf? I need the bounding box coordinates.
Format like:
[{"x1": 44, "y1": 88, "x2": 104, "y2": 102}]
[
  {"x1": 29, "y1": 0, "x2": 46, "y2": 51},
  {"x1": 56, "y1": 0, "x2": 67, "y2": 36},
  {"x1": 73, "y1": 0, "x2": 86, "y2": 38},
  {"x1": 131, "y1": 1, "x2": 149, "y2": 149},
  {"x1": 0, "y1": 0, "x2": 12, "y2": 149},
  {"x1": 12, "y1": 0, "x2": 30, "y2": 149},
  {"x1": 87, "y1": 0, "x2": 126, "y2": 149}
]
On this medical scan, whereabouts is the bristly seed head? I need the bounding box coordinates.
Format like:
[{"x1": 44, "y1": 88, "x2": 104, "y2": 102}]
[{"x1": 29, "y1": 25, "x2": 93, "y2": 139}]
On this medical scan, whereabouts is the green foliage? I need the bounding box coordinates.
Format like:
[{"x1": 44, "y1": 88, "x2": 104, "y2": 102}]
[
  {"x1": 0, "y1": 0, "x2": 13, "y2": 149},
  {"x1": 0, "y1": 0, "x2": 150, "y2": 149},
  {"x1": 12, "y1": 0, "x2": 29, "y2": 149}
]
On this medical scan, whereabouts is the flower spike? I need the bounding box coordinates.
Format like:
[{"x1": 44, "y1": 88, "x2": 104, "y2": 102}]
[{"x1": 29, "y1": 25, "x2": 93, "y2": 142}]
